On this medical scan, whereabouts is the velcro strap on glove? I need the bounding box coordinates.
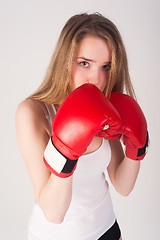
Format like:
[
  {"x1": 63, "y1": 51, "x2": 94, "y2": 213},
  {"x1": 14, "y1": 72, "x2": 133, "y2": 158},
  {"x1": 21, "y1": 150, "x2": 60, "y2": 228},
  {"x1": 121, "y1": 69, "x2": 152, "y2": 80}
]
[{"x1": 43, "y1": 137, "x2": 78, "y2": 177}]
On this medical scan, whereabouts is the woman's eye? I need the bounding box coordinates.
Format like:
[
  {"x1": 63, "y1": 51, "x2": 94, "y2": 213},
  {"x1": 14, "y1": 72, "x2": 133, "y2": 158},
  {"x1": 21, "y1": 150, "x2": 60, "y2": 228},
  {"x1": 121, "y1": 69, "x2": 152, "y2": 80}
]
[
  {"x1": 103, "y1": 64, "x2": 111, "y2": 71},
  {"x1": 80, "y1": 61, "x2": 89, "y2": 67}
]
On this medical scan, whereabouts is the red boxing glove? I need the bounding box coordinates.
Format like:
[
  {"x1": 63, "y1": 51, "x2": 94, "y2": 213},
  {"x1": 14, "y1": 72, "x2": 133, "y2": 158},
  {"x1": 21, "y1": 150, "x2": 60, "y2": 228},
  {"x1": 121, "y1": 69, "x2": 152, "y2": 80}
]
[
  {"x1": 43, "y1": 84, "x2": 121, "y2": 178},
  {"x1": 109, "y1": 92, "x2": 149, "y2": 160}
]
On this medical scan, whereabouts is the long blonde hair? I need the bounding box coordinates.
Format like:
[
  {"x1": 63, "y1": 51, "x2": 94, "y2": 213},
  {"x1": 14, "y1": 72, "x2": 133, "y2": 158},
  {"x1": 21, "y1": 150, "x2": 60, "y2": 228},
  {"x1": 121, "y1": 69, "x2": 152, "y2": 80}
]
[{"x1": 28, "y1": 12, "x2": 135, "y2": 108}]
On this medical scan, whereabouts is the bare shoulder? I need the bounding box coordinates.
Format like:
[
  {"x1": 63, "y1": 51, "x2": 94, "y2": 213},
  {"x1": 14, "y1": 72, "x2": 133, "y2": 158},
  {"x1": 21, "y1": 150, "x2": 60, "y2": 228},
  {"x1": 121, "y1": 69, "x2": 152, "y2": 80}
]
[
  {"x1": 15, "y1": 98, "x2": 51, "y2": 159},
  {"x1": 16, "y1": 99, "x2": 50, "y2": 137},
  {"x1": 16, "y1": 98, "x2": 45, "y2": 124}
]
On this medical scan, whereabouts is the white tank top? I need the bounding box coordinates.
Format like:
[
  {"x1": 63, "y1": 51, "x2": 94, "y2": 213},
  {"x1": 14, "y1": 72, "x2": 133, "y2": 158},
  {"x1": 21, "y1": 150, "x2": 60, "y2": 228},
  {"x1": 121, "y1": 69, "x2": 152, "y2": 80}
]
[{"x1": 28, "y1": 102, "x2": 116, "y2": 240}]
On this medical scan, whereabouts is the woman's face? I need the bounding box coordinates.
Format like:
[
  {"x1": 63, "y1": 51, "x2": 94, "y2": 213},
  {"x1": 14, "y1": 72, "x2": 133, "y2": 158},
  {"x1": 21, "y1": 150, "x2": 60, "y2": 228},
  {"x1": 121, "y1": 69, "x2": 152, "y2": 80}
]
[{"x1": 71, "y1": 35, "x2": 111, "y2": 92}]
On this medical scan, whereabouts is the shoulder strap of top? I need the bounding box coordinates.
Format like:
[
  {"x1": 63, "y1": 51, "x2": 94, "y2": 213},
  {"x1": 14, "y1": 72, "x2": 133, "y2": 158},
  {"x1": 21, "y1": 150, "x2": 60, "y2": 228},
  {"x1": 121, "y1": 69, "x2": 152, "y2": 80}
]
[
  {"x1": 44, "y1": 104, "x2": 56, "y2": 134},
  {"x1": 35, "y1": 100, "x2": 56, "y2": 135}
]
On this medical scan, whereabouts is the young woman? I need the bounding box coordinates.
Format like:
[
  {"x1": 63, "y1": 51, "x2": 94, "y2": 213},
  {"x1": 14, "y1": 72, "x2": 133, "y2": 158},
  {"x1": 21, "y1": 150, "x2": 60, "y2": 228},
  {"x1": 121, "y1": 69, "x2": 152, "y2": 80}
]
[{"x1": 15, "y1": 13, "x2": 148, "y2": 240}]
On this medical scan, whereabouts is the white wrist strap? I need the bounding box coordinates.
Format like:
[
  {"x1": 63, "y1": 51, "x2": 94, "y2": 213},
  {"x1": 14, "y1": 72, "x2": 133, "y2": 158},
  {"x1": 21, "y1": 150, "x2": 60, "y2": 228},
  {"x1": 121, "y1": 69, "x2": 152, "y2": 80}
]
[
  {"x1": 44, "y1": 138, "x2": 67, "y2": 174},
  {"x1": 44, "y1": 138, "x2": 78, "y2": 174}
]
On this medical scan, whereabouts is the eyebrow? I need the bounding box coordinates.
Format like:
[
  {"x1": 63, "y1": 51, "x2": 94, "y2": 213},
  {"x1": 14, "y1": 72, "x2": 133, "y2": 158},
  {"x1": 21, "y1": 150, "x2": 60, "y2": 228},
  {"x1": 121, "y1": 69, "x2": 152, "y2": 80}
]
[
  {"x1": 77, "y1": 57, "x2": 95, "y2": 62},
  {"x1": 77, "y1": 57, "x2": 111, "y2": 64}
]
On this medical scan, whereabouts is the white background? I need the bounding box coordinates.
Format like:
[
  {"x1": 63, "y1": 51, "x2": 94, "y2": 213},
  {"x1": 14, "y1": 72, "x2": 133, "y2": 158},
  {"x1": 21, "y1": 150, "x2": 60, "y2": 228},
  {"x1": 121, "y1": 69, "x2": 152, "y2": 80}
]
[{"x1": 0, "y1": 0, "x2": 160, "y2": 239}]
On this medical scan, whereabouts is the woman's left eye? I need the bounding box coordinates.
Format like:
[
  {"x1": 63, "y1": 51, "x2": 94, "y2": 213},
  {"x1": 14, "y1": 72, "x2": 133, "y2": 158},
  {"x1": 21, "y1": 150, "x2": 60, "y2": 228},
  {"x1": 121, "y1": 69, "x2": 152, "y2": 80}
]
[{"x1": 103, "y1": 64, "x2": 111, "y2": 71}]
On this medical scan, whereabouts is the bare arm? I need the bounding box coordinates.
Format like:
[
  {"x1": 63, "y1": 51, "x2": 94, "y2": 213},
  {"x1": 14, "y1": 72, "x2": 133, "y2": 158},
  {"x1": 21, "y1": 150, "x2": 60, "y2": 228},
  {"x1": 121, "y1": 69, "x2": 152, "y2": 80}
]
[
  {"x1": 107, "y1": 139, "x2": 140, "y2": 196},
  {"x1": 15, "y1": 99, "x2": 72, "y2": 223}
]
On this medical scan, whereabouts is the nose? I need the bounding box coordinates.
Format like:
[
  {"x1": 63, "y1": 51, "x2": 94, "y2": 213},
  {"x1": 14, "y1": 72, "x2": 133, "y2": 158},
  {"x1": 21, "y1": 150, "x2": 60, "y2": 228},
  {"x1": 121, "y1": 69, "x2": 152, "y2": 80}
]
[{"x1": 87, "y1": 69, "x2": 100, "y2": 85}]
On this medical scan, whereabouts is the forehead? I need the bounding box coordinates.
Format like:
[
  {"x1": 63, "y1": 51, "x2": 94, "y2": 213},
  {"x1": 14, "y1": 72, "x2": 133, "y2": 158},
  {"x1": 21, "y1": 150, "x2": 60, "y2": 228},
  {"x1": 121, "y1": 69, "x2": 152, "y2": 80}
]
[{"x1": 76, "y1": 35, "x2": 111, "y2": 61}]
